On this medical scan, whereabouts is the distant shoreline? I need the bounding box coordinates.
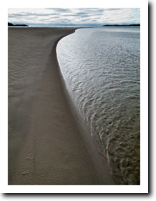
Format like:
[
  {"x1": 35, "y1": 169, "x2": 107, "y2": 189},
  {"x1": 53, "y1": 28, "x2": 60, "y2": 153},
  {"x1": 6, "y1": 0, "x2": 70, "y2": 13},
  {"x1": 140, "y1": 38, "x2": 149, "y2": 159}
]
[
  {"x1": 8, "y1": 22, "x2": 28, "y2": 27},
  {"x1": 8, "y1": 22, "x2": 140, "y2": 27},
  {"x1": 103, "y1": 24, "x2": 140, "y2": 26}
]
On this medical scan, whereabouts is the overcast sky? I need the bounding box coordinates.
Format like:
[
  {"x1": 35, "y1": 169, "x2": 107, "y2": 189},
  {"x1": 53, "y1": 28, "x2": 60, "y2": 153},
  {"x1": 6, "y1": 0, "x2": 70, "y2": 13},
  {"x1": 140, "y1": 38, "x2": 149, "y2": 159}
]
[{"x1": 8, "y1": 8, "x2": 140, "y2": 26}]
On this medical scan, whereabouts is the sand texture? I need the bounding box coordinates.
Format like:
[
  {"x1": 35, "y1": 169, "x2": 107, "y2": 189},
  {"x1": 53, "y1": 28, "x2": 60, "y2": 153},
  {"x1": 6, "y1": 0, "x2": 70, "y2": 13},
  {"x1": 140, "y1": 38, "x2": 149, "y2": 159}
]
[{"x1": 8, "y1": 28, "x2": 115, "y2": 185}]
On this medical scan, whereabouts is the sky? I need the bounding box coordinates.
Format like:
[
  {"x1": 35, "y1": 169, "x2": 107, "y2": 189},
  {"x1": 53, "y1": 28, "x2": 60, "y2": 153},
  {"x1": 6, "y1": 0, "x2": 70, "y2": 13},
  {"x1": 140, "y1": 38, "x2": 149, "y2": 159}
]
[{"x1": 8, "y1": 8, "x2": 140, "y2": 26}]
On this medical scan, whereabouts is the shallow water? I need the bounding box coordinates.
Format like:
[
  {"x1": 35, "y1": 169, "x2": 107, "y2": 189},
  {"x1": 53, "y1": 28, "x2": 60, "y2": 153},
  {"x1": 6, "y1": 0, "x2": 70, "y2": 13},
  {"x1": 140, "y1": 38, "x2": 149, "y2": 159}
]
[{"x1": 56, "y1": 27, "x2": 140, "y2": 185}]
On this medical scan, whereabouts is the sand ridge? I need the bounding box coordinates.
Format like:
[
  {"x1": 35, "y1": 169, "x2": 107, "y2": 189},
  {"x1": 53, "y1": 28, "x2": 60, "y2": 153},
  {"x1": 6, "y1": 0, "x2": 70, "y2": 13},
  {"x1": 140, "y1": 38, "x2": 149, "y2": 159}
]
[{"x1": 8, "y1": 28, "x2": 115, "y2": 185}]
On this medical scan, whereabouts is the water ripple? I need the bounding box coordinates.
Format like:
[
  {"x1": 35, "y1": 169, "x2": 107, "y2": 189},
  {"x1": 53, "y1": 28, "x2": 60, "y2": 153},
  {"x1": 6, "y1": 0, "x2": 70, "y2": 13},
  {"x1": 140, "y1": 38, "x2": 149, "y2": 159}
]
[{"x1": 57, "y1": 27, "x2": 140, "y2": 185}]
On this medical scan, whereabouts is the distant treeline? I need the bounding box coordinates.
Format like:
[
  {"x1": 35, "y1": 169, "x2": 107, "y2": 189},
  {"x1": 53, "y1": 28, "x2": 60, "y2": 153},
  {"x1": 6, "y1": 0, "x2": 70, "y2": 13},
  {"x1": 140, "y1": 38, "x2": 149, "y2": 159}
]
[
  {"x1": 103, "y1": 24, "x2": 140, "y2": 26},
  {"x1": 8, "y1": 22, "x2": 28, "y2": 27}
]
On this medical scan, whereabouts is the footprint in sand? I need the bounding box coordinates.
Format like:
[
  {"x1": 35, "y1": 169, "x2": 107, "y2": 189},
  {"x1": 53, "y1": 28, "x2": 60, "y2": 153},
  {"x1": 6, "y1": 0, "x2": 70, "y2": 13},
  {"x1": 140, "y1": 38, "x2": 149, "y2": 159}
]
[{"x1": 26, "y1": 156, "x2": 34, "y2": 163}]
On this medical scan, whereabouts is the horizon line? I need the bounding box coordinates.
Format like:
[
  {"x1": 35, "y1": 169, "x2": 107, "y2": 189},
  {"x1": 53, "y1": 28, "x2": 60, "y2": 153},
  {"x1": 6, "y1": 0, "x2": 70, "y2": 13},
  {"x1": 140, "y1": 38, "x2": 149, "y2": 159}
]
[{"x1": 8, "y1": 22, "x2": 140, "y2": 27}]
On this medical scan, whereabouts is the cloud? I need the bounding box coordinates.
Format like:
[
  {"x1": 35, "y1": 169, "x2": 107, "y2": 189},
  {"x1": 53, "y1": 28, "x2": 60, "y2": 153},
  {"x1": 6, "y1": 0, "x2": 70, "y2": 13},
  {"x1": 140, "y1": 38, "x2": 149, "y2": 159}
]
[
  {"x1": 45, "y1": 8, "x2": 71, "y2": 12},
  {"x1": 8, "y1": 8, "x2": 140, "y2": 26}
]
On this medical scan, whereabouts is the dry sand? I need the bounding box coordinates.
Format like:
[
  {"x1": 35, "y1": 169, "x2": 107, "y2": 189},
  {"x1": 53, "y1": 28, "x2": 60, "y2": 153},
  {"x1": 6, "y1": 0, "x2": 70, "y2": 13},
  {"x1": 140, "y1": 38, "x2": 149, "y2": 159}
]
[{"x1": 8, "y1": 27, "x2": 115, "y2": 185}]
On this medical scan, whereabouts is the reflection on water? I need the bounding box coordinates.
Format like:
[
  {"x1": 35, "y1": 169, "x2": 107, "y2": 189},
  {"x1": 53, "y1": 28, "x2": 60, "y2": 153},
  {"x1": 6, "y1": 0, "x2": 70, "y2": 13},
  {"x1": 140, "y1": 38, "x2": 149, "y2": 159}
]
[{"x1": 57, "y1": 27, "x2": 140, "y2": 185}]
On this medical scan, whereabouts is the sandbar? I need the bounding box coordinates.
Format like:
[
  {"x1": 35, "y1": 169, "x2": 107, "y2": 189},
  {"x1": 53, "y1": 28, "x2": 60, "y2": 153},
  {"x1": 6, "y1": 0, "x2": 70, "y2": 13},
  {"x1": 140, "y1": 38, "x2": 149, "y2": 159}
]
[{"x1": 8, "y1": 27, "x2": 115, "y2": 185}]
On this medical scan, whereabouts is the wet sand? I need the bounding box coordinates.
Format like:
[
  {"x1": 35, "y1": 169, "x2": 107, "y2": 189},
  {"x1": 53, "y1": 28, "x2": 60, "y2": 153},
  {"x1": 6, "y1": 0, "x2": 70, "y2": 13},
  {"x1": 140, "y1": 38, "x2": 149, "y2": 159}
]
[{"x1": 8, "y1": 27, "x2": 115, "y2": 185}]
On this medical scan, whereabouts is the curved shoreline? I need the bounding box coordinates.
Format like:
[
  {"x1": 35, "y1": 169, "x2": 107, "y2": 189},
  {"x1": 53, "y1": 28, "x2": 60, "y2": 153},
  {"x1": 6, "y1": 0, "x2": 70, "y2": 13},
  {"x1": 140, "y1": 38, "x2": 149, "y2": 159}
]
[
  {"x1": 56, "y1": 32, "x2": 126, "y2": 185},
  {"x1": 8, "y1": 27, "x2": 115, "y2": 185},
  {"x1": 56, "y1": 38, "x2": 118, "y2": 185}
]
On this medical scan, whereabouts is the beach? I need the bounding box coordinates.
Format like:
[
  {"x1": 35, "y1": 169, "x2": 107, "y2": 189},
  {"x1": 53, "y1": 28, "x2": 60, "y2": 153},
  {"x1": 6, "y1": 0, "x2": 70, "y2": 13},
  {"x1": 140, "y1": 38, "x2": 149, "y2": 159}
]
[{"x1": 8, "y1": 27, "x2": 115, "y2": 185}]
